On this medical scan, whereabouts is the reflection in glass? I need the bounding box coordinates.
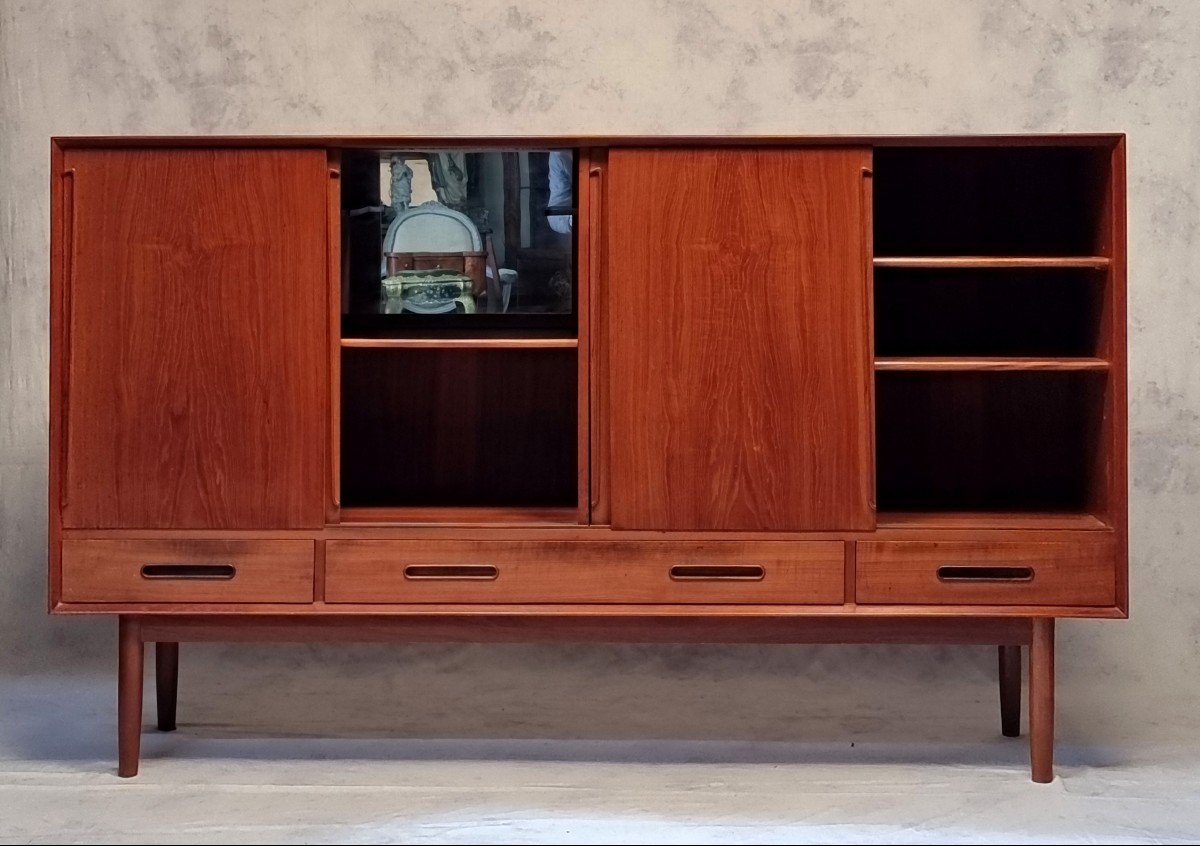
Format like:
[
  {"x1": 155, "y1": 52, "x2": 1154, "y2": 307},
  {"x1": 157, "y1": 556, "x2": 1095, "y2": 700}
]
[{"x1": 340, "y1": 149, "x2": 576, "y2": 336}]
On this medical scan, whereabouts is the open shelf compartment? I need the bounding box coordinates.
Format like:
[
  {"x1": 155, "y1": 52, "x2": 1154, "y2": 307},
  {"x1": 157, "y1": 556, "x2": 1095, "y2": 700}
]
[
  {"x1": 874, "y1": 266, "x2": 1106, "y2": 358},
  {"x1": 873, "y1": 144, "x2": 1113, "y2": 257},
  {"x1": 875, "y1": 370, "x2": 1109, "y2": 520},
  {"x1": 340, "y1": 347, "x2": 578, "y2": 510}
]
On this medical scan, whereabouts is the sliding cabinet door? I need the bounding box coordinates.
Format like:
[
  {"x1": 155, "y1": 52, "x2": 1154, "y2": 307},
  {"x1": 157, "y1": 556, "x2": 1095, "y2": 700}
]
[
  {"x1": 58, "y1": 148, "x2": 328, "y2": 528},
  {"x1": 605, "y1": 147, "x2": 874, "y2": 531}
]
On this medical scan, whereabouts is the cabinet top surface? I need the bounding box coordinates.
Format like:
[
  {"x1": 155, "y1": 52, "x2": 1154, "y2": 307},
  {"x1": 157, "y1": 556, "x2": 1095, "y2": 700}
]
[{"x1": 52, "y1": 133, "x2": 1125, "y2": 149}]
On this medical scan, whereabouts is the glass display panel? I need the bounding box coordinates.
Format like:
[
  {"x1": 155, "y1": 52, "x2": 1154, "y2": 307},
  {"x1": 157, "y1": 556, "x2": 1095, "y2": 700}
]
[{"x1": 340, "y1": 148, "x2": 577, "y2": 337}]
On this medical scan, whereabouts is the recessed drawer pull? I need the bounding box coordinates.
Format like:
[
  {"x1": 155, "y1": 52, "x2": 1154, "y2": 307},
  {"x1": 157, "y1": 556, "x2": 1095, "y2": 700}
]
[
  {"x1": 937, "y1": 566, "x2": 1034, "y2": 582},
  {"x1": 404, "y1": 564, "x2": 499, "y2": 581},
  {"x1": 670, "y1": 564, "x2": 766, "y2": 581},
  {"x1": 140, "y1": 563, "x2": 236, "y2": 580}
]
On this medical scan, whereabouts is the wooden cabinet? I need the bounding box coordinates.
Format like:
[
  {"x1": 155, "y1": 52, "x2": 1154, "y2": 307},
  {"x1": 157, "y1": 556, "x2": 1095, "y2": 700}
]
[
  {"x1": 48, "y1": 135, "x2": 1128, "y2": 782},
  {"x1": 605, "y1": 148, "x2": 874, "y2": 531}
]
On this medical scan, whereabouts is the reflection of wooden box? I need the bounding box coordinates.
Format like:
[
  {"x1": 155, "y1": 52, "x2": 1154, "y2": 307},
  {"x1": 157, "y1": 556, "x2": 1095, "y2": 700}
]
[
  {"x1": 380, "y1": 267, "x2": 475, "y2": 314},
  {"x1": 385, "y1": 251, "x2": 486, "y2": 296}
]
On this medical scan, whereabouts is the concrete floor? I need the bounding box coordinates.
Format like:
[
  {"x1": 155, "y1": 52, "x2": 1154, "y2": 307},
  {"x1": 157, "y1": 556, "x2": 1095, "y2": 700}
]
[{"x1": 2, "y1": 645, "x2": 1199, "y2": 844}]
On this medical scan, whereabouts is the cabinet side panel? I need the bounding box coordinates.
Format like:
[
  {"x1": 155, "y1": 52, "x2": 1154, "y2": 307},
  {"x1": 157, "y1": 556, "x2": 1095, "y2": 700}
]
[
  {"x1": 606, "y1": 147, "x2": 874, "y2": 531},
  {"x1": 49, "y1": 141, "x2": 68, "y2": 607},
  {"x1": 61, "y1": 148, "x2": 328, "y2": 529},
  {"x1": 1108, "y1": 137, "x2": 1129, "y2": 613}
]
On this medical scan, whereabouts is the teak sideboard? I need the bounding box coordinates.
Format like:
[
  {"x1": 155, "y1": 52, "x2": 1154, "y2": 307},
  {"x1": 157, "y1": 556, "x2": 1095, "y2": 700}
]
[{"x1": 48, "y1": 135, "x2": 1128, "y2": 781}]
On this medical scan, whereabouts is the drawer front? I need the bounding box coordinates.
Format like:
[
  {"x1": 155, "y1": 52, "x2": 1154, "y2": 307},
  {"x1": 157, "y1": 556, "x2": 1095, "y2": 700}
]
[
  {"x1": 61, "y1": 539, "x2": 315, "y2": 603},
  {"x1": 325, "y1": 541, "x2": 845, "y2": 604},
  {"x1": 856, "y1": 540, "x2": 1117, "y2": 606}
]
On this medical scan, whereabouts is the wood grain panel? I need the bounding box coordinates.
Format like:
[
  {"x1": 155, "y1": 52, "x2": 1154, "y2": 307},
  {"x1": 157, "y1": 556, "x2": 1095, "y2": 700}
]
[
  {"x1": 875, "y1": 357, "x2": 1109, "y2": 372},
  {"x1": 340, "y1": 348, "x2": 577, "y2": 509},
  {"x1": 325, "y1": 540, "x2": 844, "y2": 604},
  {"x1": 576, "y1": 148, "x2": 596, "y2": 525},
  {"x1": 55, "y1": 600, "x2": 1125, "y2": 619},
  {"x1": 136, "y1": 614, "x2": 1033, "y2": 645},
  {"x1": 55, "y1": 134, "x2": 1125, "y2": 151},
  {"x1": 587, "y1": 148, "x2": 611, "y2": 525},
  {"x1": 606, "y1": 147, "x2": 874, "y2": 531},
  {"x1": 873, "y1": 257, "x2": 1110, "y2": 269},
  {"x1": 59, "y1": 148, "x2": 327, "y2": 529},
  {"x1": 875, "y1": 371, "x2": 1104, "y2": 512},
  {"x1": 857, "y1": 540, "x2": 1116, "y2": 606},
  {"x1": 62, "y1": 539, "x2": 314, "y2": 603}
]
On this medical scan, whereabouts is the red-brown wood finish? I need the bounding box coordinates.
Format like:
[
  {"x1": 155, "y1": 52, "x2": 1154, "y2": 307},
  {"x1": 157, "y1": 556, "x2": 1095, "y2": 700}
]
[
  {"x1": 47, "y1": 135, "x2": 1128, "y2": 785},
  {"x1": 55, "y1": 134, "x2": 1125, "y2": 150},
  {"x1": 605, "y1": 147, "x2": 875, "y2": 531},
  {"x1": 117, "y1": 616, "x2": 142, "y2": 777},
  {"x1": 155, "y1": 642, "x2": 179, "y2": 732},
  {"x1": 856, "y1": 539, "x2": 1117, "y2": 606},
  {"x1": 587, "y1": 147, "x2": 611, "y2": 525},
  {"x1": 576, "y1": 148, "x2": 595, "y2": 525},
  {"x1": 58, "y1": 148, "x2": 328, "y2": 530},
  {"x1": 1030, "y1": 618, "x2": 1055, "y2": 782},
  {"x1": 326, "y1": 149, "x2": 343, "y2": 524},
  {"x1": 998, "y1": 644, "x2": 1022, "y2": 737},
  {"x1": 324, "y1": 539, "x2": 845, "y2": 605},
  {"x1": 134, "y1": 613, "x2": 1032, "y2": 644},
  {"x1": 1104, "y1": 138, "x2": 1129, "y2": 614},
  {"x1": 339, "y1": 347, "x2": 577, "y2": 509},
  {"x1": 61, "y1": 539, "x2": 315, "y2": 603},
  {"x1": 48, "y1": 141, "x2": 68, "y2": 611}
]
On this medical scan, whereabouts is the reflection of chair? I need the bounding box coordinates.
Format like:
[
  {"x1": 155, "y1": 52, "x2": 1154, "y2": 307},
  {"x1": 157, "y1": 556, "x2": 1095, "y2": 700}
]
[
  {"x1": 382, "y1": 201, "x2": 508, "y2": 314},
  {"x1": 382, "y1": 201, "x2": 482, "y2": 314}
]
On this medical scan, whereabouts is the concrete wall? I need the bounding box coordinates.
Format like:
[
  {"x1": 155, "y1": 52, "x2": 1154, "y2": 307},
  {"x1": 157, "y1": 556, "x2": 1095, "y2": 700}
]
[{"x1": 2, "y1": 0, "x2": 1197, "y2": 742}]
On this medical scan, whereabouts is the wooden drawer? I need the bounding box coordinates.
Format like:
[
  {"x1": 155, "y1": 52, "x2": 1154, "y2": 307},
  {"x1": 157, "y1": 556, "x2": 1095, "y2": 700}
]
[
  {"x1": 856, "y1": 539, "x2": 1117, "y2": 606},
  {"x1": 61, "y1": 539, "x2": 315, "y2": 603},
  {"x1": 325, "y1": 540, "x2": 845, "y2": 604}
]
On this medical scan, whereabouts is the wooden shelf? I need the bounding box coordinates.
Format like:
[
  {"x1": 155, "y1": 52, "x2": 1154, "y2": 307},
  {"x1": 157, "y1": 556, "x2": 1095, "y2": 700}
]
[
  {"x1": 338, "y1": 506, "x2": 580, "y2": 525},
  {"x1": 877, "y1": 511, "x2": 1111, "y2": 531},
  {"x1": 875, "y1": 357, "x2": 1109, "y2": 372},
  {"x1": 341, "y1": 337, "x2": 578, "y2": 350},
  {"x1": 874, "y1": 256, "x2": 1110, "y2": 270}
]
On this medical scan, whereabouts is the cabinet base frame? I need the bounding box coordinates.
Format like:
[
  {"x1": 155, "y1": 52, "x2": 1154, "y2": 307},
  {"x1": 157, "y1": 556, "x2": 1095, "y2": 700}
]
[{"x1": 116, "y1": 614, "x2": 1054, "y2": 782}]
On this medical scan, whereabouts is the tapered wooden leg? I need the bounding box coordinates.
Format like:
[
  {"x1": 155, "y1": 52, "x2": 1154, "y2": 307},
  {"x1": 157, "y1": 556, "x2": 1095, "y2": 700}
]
[
  {"x1": 155, "y1": 642, "x2": 179, "y2": 732},
  {"x1": 998, "y1": 644, "x2": 1022, "y2": 737},
  {"x1": 1029, "y1": 618, "x2": 1055, "y2": 783},
  {"x1": 117, "y1": 616, "x2": 144, "y2": 778}
]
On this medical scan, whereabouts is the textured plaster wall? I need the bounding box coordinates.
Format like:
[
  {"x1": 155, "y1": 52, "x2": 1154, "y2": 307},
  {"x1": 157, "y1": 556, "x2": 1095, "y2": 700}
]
[{"x1": 1, "y1": 1, "x2": 1198, "y2": 742}]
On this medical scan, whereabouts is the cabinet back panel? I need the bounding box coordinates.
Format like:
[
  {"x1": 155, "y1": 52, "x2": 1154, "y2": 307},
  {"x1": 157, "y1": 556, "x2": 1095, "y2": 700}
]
[
  {"x1": 874, "y1": 268, "x2": 1105, "y2": 357},
  {"x1": 876, "y1": 371, "x2": 1104, "y2": 512},
  {"x1": 60, "y1": 148, "x2": 328, "y2": 529},
  {"x1": 340, "y1": 348, "x2": 577, "y2": 508},
  {"x1": 605, "y1": 147, "x2": 875, "y2": 531},
  {"x1": 873, "y1": 146, "x2": 1111, "y2": 256}
]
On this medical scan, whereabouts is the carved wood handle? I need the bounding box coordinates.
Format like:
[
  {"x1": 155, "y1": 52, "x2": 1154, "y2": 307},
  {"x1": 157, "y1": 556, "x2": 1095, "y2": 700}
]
[
  {"x1": 669, "y1": 564, "x2": 766, "y2": 581},
  {"x1": 937, "y1": 566, "x2": 1034, "y2": 582},
  {"x1": 60, "y1": 167, "x2": 77, "y2": 513},
  {"x1": 141, "y1": 563, "x2": 237, "y2": 580},
  {"x1": 404, "y1": 564, "x2": 500, "y2": 581},
  {"x1": 327, "y1": 161, "x2": 341, "y2": 511}
]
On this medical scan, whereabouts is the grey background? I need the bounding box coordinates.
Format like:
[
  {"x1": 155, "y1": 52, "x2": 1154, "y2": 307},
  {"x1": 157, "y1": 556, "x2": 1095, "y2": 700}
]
[{"x1": 1, "y1": 0, "x2": 1197, "y2": 748}]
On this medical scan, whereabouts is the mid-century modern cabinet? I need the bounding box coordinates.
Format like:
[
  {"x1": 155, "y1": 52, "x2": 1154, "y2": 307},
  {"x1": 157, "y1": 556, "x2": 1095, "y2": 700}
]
[{"x1": 49, "y1": 135, "x2": 1127, "y2": 781}]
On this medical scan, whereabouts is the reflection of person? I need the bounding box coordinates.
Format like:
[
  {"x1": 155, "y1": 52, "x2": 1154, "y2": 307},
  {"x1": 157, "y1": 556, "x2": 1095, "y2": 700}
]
[
  {"x1": 547, "y1": 150, "x2": 573, "y2": 234},
  {"x1": 389, "y1": 155, "x2": 413, "y2": 212},
  {"x1": 545, "y1": 150, "x2": 574, "y2": 312}
]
